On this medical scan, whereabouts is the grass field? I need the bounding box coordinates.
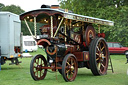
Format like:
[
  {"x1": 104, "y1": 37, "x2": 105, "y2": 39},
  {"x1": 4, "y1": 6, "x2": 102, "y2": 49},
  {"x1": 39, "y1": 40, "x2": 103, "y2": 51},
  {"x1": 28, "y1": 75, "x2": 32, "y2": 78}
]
[{"x1": 0, "y1": 48, "x2": 128, "y2": 85}]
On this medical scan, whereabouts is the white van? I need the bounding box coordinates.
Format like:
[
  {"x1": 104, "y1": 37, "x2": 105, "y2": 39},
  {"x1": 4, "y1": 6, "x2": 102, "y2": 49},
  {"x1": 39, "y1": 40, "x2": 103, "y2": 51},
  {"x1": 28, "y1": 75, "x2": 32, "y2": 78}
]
[
  {"x1": 23, "y1": 36, "x2": 38, "y2": 52},
  {"x1": 0, "y1": 12, "x2": 22, "y2": 65}
]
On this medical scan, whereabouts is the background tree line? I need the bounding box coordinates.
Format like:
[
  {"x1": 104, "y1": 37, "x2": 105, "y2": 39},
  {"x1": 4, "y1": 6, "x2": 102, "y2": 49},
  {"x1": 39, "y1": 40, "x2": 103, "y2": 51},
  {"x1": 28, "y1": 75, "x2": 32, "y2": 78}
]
[
  {"x1": 0, "y1": 1, "x2": 128, "y2": 46},
  {"x1": 0, "y1": 3, "x2": 41, "y2": 36},
  {"x1": 59, "y1": 0, "x2": 128, "y2": 46},
  {"x1": 0, "y1": 3, "x2": 31, "y2": 35}
]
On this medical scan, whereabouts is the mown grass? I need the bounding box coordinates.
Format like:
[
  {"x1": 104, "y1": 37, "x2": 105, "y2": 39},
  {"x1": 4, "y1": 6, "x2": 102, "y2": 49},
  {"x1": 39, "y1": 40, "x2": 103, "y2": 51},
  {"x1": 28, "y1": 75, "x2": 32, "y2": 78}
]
[{"x1": 0, "y1": 48, "x2": 128, "y2": 85}]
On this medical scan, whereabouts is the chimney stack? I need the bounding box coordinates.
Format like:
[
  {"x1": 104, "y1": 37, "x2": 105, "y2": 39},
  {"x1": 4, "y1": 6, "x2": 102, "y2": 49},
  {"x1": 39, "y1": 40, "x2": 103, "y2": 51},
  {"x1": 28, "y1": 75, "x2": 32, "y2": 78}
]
[{"x1": 51, "y1": 5, "x2": 60, "y2": 9}]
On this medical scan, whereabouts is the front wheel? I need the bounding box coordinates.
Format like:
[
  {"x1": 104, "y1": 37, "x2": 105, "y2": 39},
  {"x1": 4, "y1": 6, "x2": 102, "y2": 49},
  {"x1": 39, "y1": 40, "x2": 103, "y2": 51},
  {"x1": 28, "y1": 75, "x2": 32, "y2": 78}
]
[
  {"x1": 62, "y1": 54, "x2": 78, "y2": 82},
  {"x1": 30, "y1": 54, "x2": 47, "y2": 80},
  {"x1": 89, "y1": 37, "x2": 109, "y2": 75}
]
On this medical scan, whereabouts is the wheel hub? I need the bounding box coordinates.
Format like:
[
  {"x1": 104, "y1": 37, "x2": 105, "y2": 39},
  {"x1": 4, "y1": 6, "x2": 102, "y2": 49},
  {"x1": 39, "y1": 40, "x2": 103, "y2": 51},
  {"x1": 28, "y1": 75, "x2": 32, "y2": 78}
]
[
  {"x1": 71, "y1": 66, "x2": 74, "y2": 71},
  {"x1": 37, "y1": 65, "x2": 42, "y2": 71},
  {"x1": 99, "y1": 52, "x2": 105, "y2": 61}
]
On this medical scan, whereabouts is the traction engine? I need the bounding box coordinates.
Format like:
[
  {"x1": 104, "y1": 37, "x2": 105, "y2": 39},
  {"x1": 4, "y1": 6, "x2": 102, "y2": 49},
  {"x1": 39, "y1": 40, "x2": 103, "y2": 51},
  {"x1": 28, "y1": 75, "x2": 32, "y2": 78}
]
[{"x1": 20, "y1": 5, "x2": 114, "y2": 82}]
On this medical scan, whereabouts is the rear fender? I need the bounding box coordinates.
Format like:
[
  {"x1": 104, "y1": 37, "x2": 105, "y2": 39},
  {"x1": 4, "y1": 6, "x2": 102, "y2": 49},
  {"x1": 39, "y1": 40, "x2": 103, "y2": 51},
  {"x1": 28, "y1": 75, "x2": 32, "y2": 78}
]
[{"x1": 37, "y1": 39, "x2": 51, "y2": 48}]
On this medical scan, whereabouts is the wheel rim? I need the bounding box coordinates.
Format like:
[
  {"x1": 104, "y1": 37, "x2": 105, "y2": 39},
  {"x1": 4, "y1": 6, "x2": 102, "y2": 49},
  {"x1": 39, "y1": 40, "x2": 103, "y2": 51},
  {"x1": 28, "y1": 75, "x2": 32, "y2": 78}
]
[
  {"x1": 62, "y1": 54, "x2": 78, "y2": 82},
  {"x1": 30, "y1": 55, "x2": 47, "y2": 80},
  {"x1": 89, "y1": 37, "x2": 109, "y2": 75},
  {"x1": 66, "y1": 57, "x2": 76, "y2": 80},
  {"x1": 96, "y1": 39, "x2": 108, "y2": 74}
]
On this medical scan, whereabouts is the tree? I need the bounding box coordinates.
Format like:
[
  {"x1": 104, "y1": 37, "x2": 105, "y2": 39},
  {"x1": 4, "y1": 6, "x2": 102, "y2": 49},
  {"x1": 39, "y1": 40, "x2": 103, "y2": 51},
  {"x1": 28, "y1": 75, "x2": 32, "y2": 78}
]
[
  {"x1": 59, "y1": 0, "x2": 128, "y2": 46},
  {"x1": 1, "y1": 4, "x2": 24, "y2": 15},
  {"x1": 0, "y1": 3, "x2": 5, "y2": 11}
]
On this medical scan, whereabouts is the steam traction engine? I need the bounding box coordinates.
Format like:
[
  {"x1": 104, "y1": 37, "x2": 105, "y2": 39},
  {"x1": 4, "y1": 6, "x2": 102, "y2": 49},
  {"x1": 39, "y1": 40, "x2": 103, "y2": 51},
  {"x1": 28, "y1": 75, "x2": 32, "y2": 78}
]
[{"x1": 20, "y1": 5, "x2": 114, "y2": 82}]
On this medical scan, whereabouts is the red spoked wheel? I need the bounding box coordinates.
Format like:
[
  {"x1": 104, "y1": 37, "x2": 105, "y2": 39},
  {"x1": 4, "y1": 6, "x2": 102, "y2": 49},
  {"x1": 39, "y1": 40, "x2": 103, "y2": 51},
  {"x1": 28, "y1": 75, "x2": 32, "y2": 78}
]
[
  {"x1": 62, "y1": 54, "x2": 78, "y2": 82},
  {"x1": 30, "y1": 54, "x2": 47, "y2": 80},
  {"x1": 89, "y1": 37, "x2": 109, "y2": 75},
  {"x1": 84, "y1": 25, "x2": 96, "y2": 46}
]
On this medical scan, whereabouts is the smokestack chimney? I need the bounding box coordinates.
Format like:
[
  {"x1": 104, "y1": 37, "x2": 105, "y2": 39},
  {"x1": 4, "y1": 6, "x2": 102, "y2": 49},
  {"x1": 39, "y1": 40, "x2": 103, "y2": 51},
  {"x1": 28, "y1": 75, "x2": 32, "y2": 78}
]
[
  {"x1": 51, "y1": 5, "x2": 60, "y2": 9},
  {"x1": 41, "y1": 5, "x2": 50, "y2": 8}
]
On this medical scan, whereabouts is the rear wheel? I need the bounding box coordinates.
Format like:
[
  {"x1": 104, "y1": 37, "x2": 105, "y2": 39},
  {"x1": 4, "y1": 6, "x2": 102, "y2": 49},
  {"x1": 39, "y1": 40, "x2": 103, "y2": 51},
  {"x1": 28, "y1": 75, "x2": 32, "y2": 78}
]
[
  {"x1": 62, "y1": 54, "x2": 78, "y2": 82},
  {"x1": 30, "y1": 54, "x2": 47, "y2": 80},
  {"x1": 89, "y1": 37, "x2": 109, "y2": 75}
]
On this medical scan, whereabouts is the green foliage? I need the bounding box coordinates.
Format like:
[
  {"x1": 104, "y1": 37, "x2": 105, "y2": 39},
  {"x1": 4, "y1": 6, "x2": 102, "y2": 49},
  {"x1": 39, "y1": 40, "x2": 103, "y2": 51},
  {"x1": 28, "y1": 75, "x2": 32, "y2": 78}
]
[
  {"x1": 59, "y1": 0, "x2": 128, "y2": 46},
  {"x1": 21, "y1": 21, "x2": 43, "y2": 35},
  {"x1": 1, "y1": 1, "x2": 128, "y2": 46},
  {"x1": 21, "y1": 21, "x2": 30, "y2": 35},
  {"x1": 0, "y1": 3, "x2": 5, "y2": 11},
  {"x1": 1, "y1": 4, "x2": 24, "y2": 15}
]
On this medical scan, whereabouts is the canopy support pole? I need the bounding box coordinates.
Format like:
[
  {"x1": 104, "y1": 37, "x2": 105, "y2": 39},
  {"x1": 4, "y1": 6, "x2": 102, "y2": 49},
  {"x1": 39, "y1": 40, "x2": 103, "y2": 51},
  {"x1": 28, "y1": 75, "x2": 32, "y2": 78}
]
[
  {"x1": 24, "y1": 19, "x2": 35, "y2": 39},
  {"x1": 98, "y1": 24, "x2": 101, "y2": 33},
  {"x1": 65, "y1": 19, "x2": 67, "y2": 42},
  {"x1": 51, "y1": 16, "x2": 53, "y2": 38},
  {"x1": 54, "y1": 17, "x2": 64, "y2": 37},
  {"x1": 34, "y1": 17, "x2": 37, "y2": 38}
]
